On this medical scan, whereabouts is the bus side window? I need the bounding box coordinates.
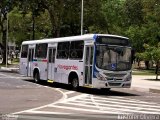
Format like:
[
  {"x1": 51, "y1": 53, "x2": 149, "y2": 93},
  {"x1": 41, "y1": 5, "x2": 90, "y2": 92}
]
[
  {"x1": 21, "y1": 45, "x2": 28, "y2": 58},
  {"x1": 57, "y1": 42, "x2": 70, "y2": 59},
  {"x1": 69, "y1": 41, "x2": 84, "y2": 59},
  {"x1": 35, "y1": 43, "x2": 48, "y2": 58}
]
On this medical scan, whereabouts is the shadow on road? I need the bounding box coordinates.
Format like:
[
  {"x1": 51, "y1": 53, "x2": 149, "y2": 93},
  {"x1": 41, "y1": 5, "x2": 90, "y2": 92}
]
[{"x1": 23, "y1": 79, "x2": 139, "y2": 97}]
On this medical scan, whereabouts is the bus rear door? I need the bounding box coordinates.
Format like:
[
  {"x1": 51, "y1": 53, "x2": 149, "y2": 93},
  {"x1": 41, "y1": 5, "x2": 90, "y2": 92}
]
[
  {"x1": 27, "y1": 45, "x2": 35, "y2": 77},
  {"x1": 48, "y1": 48, "x2": 56, "y2": 81},
  {"x1": 20, "y1": 45, "x2": 28, "y2": 76}
]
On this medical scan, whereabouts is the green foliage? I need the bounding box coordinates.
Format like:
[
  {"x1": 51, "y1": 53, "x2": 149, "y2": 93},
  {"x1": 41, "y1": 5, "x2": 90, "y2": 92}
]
[{"x1": 0, "y1": 0, "x2": 159, "y2": 54}]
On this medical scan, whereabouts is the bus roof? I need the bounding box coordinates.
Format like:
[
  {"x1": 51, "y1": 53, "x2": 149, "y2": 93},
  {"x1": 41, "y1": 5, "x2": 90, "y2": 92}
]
[{"x1": 22, "y1": 34, "x2": 129, "y2": 45}]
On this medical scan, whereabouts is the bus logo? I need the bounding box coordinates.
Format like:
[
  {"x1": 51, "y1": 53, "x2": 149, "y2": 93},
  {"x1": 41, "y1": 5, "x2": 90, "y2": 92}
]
[{"x1": 111, "y1": 64, "x2": 116, "y2": 70}]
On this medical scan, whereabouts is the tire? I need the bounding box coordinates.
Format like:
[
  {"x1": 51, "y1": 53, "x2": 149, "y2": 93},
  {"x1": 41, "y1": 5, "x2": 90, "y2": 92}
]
[
  {"x1": 34, "y1": 72, "x2": 40, "y2": 83},
  {"x1": 71, "y1": 78, "x2": 79, "y2": 90}
]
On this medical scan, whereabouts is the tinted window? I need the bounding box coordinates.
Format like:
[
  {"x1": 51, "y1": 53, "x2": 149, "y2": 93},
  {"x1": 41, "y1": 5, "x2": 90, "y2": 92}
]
[
  {"x1": 57, "y1": 42, "x2": 70, "y2": 59},
  {"x1": 21, "y1": 45, "x2": 28, "y2": 58},
  {"x1": 35, "y1": 43, "x2": 48, "y2": 58},
  {"x1": 70, "y1": 41, "x2": 84, "y2": 59}
]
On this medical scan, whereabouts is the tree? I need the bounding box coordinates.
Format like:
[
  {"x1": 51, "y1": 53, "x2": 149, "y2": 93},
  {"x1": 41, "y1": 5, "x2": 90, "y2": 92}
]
[
  {"x1": 137, "y1": 43, "x2": 160, "y2": 79},
  {"x1": 0, "y1": 0, "x2": 16, "y2": 64}
]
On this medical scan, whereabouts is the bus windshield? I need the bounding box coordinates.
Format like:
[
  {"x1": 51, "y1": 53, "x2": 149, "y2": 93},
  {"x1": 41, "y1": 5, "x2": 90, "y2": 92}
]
[{"x1": 96, "y1": 45, "x2": 132, "y2": 71}]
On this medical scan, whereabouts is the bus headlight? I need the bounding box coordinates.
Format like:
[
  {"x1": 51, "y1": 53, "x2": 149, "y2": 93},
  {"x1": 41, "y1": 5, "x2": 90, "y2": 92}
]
[{"x1": 95, "y1": 72, "x2": 106, "y2": 81}]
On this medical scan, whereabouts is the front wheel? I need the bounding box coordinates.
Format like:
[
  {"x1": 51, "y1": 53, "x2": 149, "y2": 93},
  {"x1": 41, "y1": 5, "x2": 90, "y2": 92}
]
[
  {"x1": 71, "y1": 78, "x2": 79, "y2": 90},
  {"x1": 34, "y1": 72, "x2": 40, "y2": 83}
]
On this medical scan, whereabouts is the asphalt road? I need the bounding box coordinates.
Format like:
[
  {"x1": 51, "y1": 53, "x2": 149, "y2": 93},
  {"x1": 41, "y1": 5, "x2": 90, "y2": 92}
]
[{"x1": 0, "y1": 72, "x2": 160, "y2": 120}]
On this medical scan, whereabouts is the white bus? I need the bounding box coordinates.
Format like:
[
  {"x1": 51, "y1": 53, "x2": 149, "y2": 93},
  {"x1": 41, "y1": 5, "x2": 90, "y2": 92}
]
[{"x1": 19, "y1": 34, "x2": 132, "y2": 89}]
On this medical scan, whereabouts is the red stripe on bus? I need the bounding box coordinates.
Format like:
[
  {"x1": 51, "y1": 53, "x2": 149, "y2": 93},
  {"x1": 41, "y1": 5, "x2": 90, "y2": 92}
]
[{"x1": 42, "y1": 59, "x2": 48, "y2": 62}]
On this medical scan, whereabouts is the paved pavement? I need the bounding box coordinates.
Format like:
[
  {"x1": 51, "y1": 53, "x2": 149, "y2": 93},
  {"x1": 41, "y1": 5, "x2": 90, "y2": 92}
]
[
  {"x1": 132, "y1": 75, "x2": 160, "y2": 93},
  {"x1": 0, "y1": 66, "x2": 160, "y2": 93}
]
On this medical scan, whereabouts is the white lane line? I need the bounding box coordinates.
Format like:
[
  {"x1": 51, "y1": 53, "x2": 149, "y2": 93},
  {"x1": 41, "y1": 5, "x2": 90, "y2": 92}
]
[
  {"x1": 92, "y1": 96, "x2": 158, "y2": 105},
  {"x1": 75, "y1": 98, "x2": 160, "y2": 109},
  {"x1": 12, "y1": 87, "x2": 67, "y2": 115},
  {"x1": 90, "y1": 95, "x2": 103, "y2": 110},
  {"x1": 68, "y1": 100, "x2": 160, "y2": 112},
  {"x1": 49, "y1": 104, "x2": 121, "y2": 114},
  {"x1": 59, "y1": 94, "x2": 89, "y2": 103},
  {"x1": 53, "y1": 102, "x2": 160, "y2": 114},
  {"x1": 64, "y1": 91, "x2": 75, "y2": 95}
]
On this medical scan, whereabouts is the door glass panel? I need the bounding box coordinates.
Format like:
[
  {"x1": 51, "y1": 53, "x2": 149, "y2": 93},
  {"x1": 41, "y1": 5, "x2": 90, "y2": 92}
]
[
  {"x1": 28, "y1": 49, "x2": 34, "y2": 62},
  {"x1": 49, "y1": 49, "x2": 52, "y2": 63},
  {"x1": 52, "y1": 49, "x2": 55, "y2": 63},
  {"x1": 90, "y1": 47, "x2": 93, "y2": 64},
  {"x1": 85, "y1": 46, "x2": 93, "y2": 85},
  {"x1": 85, "y1": 47, "x2": 89, "y2": 64}
]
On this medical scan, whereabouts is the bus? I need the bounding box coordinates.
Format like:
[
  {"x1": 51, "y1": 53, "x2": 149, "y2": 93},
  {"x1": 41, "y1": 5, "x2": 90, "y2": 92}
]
[{"x1": 19, "y1": 34, "x2": 132, "y2": 90}]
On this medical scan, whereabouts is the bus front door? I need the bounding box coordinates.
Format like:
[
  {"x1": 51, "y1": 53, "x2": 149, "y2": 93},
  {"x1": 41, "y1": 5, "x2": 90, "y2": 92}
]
[
  {"x1": 48, "y1": 48, "x2": 56, "y2": 81},
  {"x1": 84, "y1": 46, "x2": 93, "y2": 86},
  {"x1": 27, "y1": 48, "x2": 34, "y2": 77}
]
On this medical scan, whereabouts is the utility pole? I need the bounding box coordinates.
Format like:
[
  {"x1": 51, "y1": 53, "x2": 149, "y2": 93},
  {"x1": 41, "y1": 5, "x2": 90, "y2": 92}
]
[
  {"x1": 81, "y1": 0, "x2": 84, "y2": 35},
  {"x1": 6, "y1": 11, "x2": 8, "y2": 67}
]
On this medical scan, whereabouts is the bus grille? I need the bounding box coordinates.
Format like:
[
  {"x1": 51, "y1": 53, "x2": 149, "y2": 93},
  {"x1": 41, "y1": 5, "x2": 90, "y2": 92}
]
[
  {"x1": 108, "y1": 83, "x2": 122, "y2": 86},
  {"x1": 104, "y1": 73, "x2": 126, "y2": 78}
]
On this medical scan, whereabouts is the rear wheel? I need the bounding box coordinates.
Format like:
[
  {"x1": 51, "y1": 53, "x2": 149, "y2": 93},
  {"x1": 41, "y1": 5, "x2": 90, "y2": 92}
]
[
  {"x1": 71, "y1": 78, "x2": 79, "y2": 90},
  {"x1": 34, "y1": 72, "x2": 40, "y2": 83}
]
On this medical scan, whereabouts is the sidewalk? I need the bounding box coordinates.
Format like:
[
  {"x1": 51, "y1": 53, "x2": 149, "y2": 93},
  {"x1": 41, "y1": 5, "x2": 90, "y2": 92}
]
[
  {"x1": 0, "y1": 64, "x2": 19, "y2": 73},
  {"x1": 131, "y1": 75, "x2": 160, "y2": 93}
]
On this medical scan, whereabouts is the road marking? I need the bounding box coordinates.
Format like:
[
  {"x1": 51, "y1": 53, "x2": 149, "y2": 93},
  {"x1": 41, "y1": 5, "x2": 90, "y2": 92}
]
[
  {"x1": 92, "y1": 96, "x2": 158, "y2": 105},
  {"x1": 49, "y1": 104, "x2": 121, "y2": 114},
  {"x1": 64, "y1": 100, "x2": 160, "y2": 113},
  {"x1": 91, "y1": 95, "x2": 103, "y2": 110},
  {"x1": 13, "y1": 92, "x2": 160, "y2": 115},
  {"x1": 64, "y1": 91, "x2": 75, "y2": 95},
  {"x1": 75, "y1": 97, "x2": 160, "y2": 109}
]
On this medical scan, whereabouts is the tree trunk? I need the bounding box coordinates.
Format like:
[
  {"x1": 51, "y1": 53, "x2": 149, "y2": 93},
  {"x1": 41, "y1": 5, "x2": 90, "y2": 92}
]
[
  {"x1": 155, "y1": 61, "x2": 159, "y2": 80},
  {"x1": 2, "y1": 29, "x2": 7, "y2": 65},
  {"x1": 145, "y1": 61, "x2": 149, "y2": 70},
  {"x1": 0, "y1": 12, "x2": 8, "y2": 65}
]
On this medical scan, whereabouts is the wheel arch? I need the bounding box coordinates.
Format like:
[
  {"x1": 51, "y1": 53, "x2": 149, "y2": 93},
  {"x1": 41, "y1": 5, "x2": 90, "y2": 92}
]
[
  {"x1": 68, "y1": 71, "x2": 79, "y2": 84},
  {"x1": 33, "y1": 67, "x2": 40, "y2": 78}
]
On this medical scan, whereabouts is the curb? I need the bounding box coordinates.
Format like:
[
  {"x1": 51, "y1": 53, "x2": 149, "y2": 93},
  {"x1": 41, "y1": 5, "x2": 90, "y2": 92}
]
[
  {"x1": 0, "y1": 67, "x2": 19, "y2": 73},
  {"x1": 131, "y1": 86, "x2": 160, "y2": 94}
]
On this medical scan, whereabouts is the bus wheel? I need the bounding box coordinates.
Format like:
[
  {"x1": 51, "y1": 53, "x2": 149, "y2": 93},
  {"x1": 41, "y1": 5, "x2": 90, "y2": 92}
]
[
  {"x1": 34, "y1": 72, "x2": 40, "y2": 83},
  {"x1": 71, "y1": 78, "x2": 79, "y2": 90}
]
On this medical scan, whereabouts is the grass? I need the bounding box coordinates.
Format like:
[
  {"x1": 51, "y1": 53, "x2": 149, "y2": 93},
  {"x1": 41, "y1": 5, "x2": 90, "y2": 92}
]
[{"x1": 132, "y1": 67, "x2": 158, "y2": 75}]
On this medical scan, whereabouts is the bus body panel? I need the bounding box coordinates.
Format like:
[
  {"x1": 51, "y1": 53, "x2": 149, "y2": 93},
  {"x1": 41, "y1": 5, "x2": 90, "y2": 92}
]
[
  {"x1": 19, "y1": 58, "x2": 28, "y2": 76},
  {"x1": 20, "y1": 34, "x2": 132, "y2": 89},
  {"x1": 55, "y1": 59, "x2": 84, "y2": 85}
]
